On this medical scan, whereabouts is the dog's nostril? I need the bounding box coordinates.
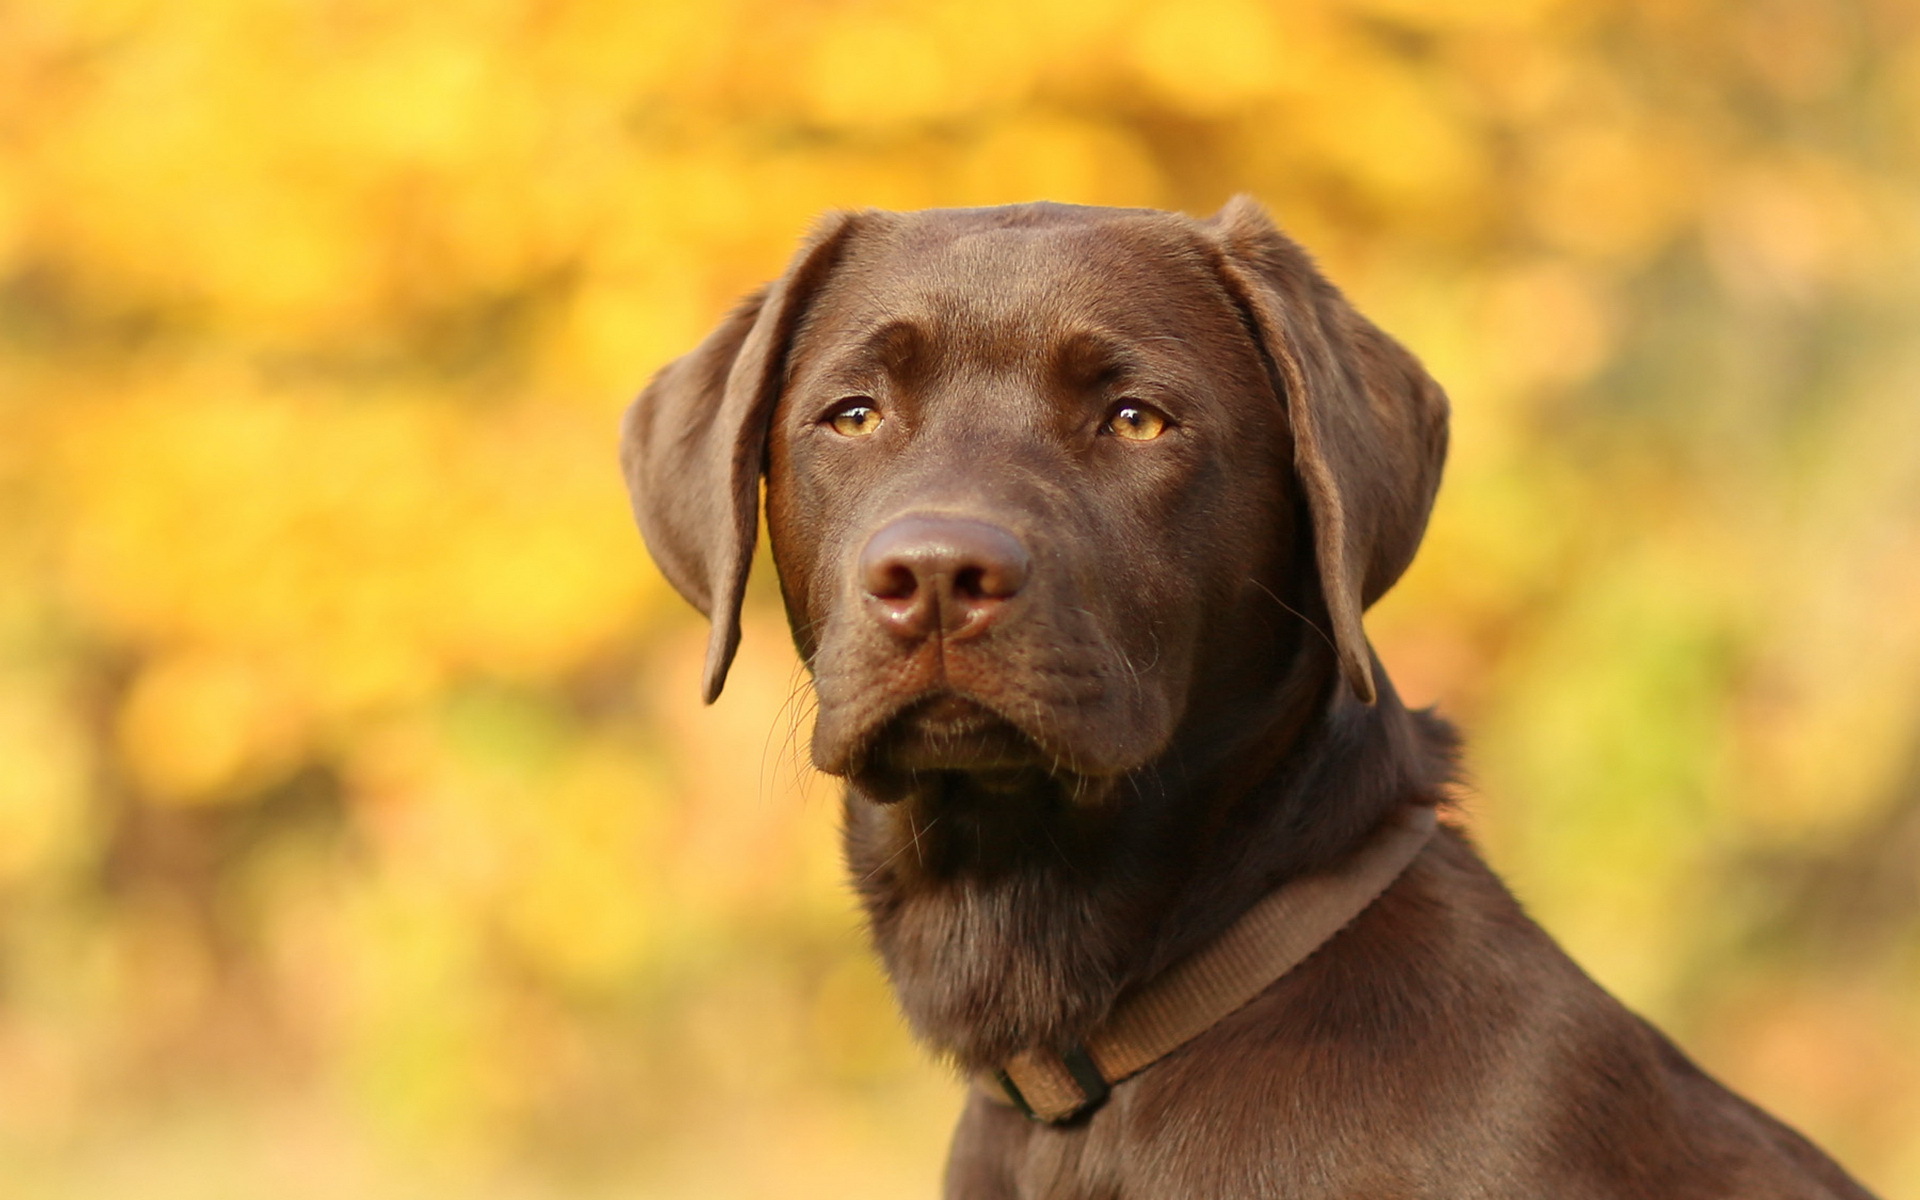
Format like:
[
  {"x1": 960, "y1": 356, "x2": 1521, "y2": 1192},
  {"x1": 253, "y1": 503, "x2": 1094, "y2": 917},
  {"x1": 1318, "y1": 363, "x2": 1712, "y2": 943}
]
[
  {"x1": 870, "y1": 562, "x2": 919, "y2": 601},
  {"x1": 950, "y1": 559, "x2": 1025, "y2": 601}
]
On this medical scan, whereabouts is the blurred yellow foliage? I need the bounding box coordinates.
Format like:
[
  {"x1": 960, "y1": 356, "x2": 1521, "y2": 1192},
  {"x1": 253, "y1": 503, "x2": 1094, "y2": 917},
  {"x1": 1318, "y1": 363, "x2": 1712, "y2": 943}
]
[{"x1": 1, "y1": 0, "x2": 1917, "y2": 1195}]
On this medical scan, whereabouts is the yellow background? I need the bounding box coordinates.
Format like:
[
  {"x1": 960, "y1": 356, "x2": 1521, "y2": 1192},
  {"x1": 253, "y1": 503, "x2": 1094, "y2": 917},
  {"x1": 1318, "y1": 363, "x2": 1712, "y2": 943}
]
[{"x1": 1, "y1": 0, "x2": 1917, "y2": 1195}]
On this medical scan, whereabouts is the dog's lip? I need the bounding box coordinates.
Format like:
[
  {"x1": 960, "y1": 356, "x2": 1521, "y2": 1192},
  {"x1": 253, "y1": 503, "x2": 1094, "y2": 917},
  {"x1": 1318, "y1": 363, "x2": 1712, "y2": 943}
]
[
  {"x1": 909, "y1": 692, "x2": 1001, "y2": 728},
  {"x1": 809, "y1": 655, "x2": 1168, "y2": 783},
  {"x1": 861, "y1": 693, "x2": 1047, "y2": 773}
]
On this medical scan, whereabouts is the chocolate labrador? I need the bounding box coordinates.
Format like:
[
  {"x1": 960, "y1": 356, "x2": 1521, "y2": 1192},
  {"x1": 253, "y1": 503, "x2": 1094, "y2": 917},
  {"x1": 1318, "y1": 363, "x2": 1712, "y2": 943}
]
[{"x1": 621, "y1": 200, "x2": 1876, "y2": 1198}]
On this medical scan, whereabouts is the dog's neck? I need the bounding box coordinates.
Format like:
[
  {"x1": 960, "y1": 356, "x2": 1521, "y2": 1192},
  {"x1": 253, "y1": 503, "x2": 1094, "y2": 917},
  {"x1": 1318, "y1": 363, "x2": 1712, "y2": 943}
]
[{"x1": 839, "y1": 656, "x2": 1458, "y2": 1071}]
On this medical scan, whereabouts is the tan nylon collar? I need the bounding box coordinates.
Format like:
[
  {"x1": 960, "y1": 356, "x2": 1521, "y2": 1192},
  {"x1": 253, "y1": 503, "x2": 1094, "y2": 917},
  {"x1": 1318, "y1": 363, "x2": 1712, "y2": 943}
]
[{"x1": 976, "y1": 805, "x2": 1439, "y2": 1123}]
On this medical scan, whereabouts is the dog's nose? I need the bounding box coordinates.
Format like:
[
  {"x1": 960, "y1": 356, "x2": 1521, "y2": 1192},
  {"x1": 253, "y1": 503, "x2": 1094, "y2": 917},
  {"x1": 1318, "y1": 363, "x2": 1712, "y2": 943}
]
[{"x1": 860, "y1": 516, "x2": 1030, "y2": 639}]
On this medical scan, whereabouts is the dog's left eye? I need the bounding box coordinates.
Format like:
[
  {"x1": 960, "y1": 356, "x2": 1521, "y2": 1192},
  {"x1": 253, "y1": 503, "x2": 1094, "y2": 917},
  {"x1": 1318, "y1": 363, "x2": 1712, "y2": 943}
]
[
  {"x1": 1102, "y1": 402, "x2": 1171, "y2": 441},
  {"x1": 823, "y1": 400, "x2": 884, "y2": 438}
]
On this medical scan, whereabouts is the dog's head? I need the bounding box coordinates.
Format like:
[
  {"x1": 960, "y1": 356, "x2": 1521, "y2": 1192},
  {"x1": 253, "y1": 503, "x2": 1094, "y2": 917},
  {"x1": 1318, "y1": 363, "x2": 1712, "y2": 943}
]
[{"x1": 623, "y1": 200, "x2": 1447, "y2": 802}]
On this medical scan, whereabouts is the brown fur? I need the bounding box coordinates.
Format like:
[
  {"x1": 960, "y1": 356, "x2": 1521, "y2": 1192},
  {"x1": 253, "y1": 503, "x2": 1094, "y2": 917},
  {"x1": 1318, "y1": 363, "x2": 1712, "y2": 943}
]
[{"x1": 622, "y1": 200, "x2": 1875, "y2": 1198}]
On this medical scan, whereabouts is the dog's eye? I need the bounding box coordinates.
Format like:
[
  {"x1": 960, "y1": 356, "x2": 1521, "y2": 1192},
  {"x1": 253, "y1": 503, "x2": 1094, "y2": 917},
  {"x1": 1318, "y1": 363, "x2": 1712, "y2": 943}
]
[
  {"x1": 1103, "y1": 403, "x2": 1170, "y2": 442},
  {"x1": 824, "y1": 400, "x2": 884, "y2": 438}
]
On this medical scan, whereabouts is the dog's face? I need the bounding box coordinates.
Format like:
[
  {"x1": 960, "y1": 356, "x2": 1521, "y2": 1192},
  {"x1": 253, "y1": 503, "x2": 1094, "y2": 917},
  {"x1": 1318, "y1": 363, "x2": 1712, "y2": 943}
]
[
  {"x1": 623, "y1": 200, "x2": 1448, "y2": 805},
  {"x1": 767, "y1": 211, "x2": 1297, "y2": 800}
]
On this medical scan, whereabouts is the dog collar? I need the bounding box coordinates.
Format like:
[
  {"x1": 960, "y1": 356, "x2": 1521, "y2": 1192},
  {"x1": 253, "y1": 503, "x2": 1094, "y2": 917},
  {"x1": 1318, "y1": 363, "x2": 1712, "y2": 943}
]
[{"x1": 975, "y1": 804, "x2": 1439, "y2": 1124}]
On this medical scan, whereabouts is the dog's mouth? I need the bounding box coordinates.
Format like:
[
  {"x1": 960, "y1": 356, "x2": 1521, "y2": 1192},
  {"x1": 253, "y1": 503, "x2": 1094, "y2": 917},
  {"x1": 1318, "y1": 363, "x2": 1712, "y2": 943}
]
[
  {"x1": 820, "y1": 690, "x2": 1071, "y2": 803},
  {"x1": 863, "y1": 693, "x2": 1046, "y2": 774},
  {"x1": 809, "y1": 641, "x2": 1178, "y2": 801}
]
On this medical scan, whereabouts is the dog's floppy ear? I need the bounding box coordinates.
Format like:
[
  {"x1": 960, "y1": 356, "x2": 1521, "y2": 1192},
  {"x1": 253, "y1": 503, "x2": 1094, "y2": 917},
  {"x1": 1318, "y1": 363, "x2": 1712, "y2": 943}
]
[
  {"x1": 621, "y1": 212, "x2": 861, "y2": 703},
  {"x1": 1206, "y1": 196, "x2": 1449, "y2": 705}
]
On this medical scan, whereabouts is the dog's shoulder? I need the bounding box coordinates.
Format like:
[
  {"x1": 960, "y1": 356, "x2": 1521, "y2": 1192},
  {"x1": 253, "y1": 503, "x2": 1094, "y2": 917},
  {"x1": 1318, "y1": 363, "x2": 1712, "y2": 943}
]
[{"x1": 946, "y1": 829, "x2": 1876, "y2": 1199}]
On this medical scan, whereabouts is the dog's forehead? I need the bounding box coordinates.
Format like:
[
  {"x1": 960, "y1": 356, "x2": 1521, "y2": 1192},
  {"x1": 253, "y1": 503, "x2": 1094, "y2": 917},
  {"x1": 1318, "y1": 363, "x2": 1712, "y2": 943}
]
[{"x1": 804, "y1": 206, "x2": 1227, "y2": 351}]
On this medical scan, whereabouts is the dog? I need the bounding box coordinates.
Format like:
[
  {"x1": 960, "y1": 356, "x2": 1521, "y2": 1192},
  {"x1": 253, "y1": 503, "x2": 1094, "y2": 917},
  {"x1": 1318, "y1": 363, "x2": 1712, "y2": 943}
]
[{"x1": 621, "y1": 199, "x2": 1876, "y2": 1198}]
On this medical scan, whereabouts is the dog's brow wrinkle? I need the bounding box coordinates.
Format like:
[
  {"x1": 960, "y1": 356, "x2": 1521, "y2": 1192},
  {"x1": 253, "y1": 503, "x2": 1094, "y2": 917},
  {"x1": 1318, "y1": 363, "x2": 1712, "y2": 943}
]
[{"x1": 1051, "y1": 329, "x2": 1145, "y2": 386}]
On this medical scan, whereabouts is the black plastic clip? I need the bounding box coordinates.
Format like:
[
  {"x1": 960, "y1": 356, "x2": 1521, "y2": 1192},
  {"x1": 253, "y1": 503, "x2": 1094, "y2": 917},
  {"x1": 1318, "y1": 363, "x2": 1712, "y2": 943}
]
[{"x1": 997, "y1": 1045, "x2": 1110, "y2": 1124}]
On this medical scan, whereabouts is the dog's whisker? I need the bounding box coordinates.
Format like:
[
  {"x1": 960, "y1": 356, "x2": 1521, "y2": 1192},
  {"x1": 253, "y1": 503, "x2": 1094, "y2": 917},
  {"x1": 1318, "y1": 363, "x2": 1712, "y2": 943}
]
[
  {"x1": 763, "y1": 662, "x2": 817, "y2": 801},
  {"x1": 1249, "y1": 577, "x2": 1339, "y2": 659},
  {"x1": 859, "y1": 812, "x2": 940, "y2": 884}
]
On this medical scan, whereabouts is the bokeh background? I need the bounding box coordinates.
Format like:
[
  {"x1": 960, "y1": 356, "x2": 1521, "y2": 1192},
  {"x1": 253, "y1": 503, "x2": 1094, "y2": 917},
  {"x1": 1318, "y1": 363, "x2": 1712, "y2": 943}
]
[{"x1": 2, "y1": 0, "x2": 1917, "y2": 1195}]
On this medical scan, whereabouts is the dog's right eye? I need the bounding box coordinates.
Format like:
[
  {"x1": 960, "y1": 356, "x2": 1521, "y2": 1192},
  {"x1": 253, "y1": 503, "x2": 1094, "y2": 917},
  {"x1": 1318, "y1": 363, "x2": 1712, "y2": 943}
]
[
  {"x1": 1103, "y1": 402, "x2": 1171, "y2": 442},
  {"x1": 823, "y1": 400, "x2": 884, "y2": 438}
]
